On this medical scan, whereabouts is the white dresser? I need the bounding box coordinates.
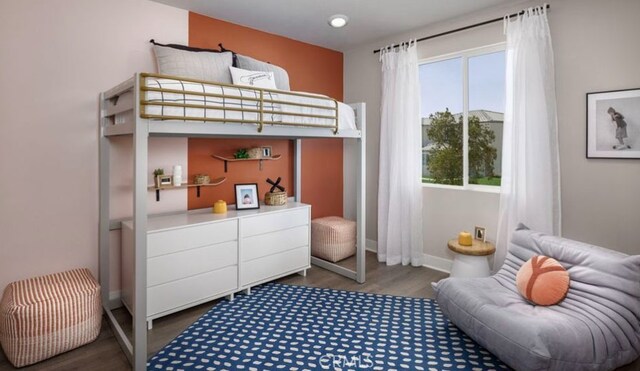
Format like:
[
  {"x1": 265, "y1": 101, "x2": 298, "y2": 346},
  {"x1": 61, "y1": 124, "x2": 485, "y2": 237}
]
[{"x1": 121, "y1": 202, "x2": 310, "y2": 328}]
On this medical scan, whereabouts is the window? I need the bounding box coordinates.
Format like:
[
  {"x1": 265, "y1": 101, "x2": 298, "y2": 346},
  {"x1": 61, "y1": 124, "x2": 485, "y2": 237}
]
[{"x1": 419, "y1": 44, "x2": 505, "y2": 189}]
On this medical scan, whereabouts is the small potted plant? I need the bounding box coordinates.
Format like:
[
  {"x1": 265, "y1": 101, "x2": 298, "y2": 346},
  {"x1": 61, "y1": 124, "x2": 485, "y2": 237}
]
[
  {"x1": 153, "y1": 168, "x2": 164, "y2": 188},
  {"x1": 233, "y1": 148, "x2": 250, "y2": 159}
]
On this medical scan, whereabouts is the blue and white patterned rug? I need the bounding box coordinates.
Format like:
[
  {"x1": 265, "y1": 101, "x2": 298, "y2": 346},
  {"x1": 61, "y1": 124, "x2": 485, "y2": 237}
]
[{"x1": 148, "y1": 283, "x2": 509, "y2": 370}]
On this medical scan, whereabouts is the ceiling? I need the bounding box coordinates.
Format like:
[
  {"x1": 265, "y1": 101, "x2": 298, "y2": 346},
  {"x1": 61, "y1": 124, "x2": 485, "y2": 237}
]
[{"x1": 152, "y1": 0, "x2": 515, "y2": 51}]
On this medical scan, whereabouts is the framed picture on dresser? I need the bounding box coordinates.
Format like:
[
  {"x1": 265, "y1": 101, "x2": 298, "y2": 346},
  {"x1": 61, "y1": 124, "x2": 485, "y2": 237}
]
[{"x1": 235, "y1": 183, "x2": 260, "y2": 210}]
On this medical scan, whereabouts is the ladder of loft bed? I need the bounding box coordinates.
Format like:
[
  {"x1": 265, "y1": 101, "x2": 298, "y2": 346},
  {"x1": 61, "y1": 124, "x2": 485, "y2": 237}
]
[
  {"x1": 98, "y1": 74, "x2": 149, "y2": 371},
  {"x1": 99, "y1": 90, "x2": 137, "y2": 367},
  {"x1": 99, "y1": 93, "x2": 135, "y2": 362}
]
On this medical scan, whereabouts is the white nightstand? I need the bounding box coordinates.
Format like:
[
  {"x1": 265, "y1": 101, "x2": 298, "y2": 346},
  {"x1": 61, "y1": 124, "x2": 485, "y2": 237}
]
[{"x1": 447, "y1": 239, "x2": 496, "y2": 278}]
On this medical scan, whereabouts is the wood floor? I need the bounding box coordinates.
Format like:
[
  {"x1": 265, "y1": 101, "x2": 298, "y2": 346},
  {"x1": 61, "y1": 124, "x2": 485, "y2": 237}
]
[{"x1": 1, "y1": 252, "x2": 638, "y2": 370}]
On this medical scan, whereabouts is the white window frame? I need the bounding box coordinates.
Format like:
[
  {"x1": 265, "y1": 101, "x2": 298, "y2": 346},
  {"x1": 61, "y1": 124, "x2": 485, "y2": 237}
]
[{"x1": 419, "y1": 42, "x2": 506, "y2": 193}]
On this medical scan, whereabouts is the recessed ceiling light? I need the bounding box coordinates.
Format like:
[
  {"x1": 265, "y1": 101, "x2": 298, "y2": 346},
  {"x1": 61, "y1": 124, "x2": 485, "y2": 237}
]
[{"x1": 328, "y1": 14, "x2": 349, "y2": 28}]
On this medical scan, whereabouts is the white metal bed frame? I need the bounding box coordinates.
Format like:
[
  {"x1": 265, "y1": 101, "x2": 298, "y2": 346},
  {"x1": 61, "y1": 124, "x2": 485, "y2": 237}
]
[{"x1": 98, "y1": 73, "x2": 366, "y2": 370}]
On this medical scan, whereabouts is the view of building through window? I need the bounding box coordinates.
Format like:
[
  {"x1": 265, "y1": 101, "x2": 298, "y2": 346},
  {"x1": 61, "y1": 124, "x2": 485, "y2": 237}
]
[{"x1": 419, "y1": 48, "x2": 505, "y2": 187}]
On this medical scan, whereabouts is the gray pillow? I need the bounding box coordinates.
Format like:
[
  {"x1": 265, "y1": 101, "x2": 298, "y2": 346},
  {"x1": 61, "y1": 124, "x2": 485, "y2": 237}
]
[
  {"x1": 236, "y1": 54, "x2": 290, "y2": 91},
  {"x1": 153, "y1": 45, "x2": 233, "y2": 84}
]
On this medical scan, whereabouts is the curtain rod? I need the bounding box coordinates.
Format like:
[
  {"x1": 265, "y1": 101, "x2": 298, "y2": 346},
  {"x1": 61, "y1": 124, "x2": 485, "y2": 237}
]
[{"x1": 372, "y1": 4, "x2": 550, "y2": 54}]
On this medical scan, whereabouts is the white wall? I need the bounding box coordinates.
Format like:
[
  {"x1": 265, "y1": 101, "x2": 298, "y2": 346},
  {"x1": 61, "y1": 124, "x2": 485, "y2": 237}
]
[
  {"x1": 551, "y1": 0, "x2": 640, "y2": 255},
  {"x1": 0, "y1": 0, "x2": 188, "y2": 291},
  {"x1": 344, "y1": 0, "x2": 640, "y2": 268}
]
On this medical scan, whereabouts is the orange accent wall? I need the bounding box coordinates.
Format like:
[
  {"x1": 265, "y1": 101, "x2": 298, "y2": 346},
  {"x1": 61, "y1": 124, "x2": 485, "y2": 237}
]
[
  {"x1": 189, "y1": 12, "x2": 343, "y2": 99},
  {"x1": 188, "y1": 139, "x2": 294, "y2": 209},
  {"x1": 187, "y1": 12, "x2": 344, "y2": 219}
]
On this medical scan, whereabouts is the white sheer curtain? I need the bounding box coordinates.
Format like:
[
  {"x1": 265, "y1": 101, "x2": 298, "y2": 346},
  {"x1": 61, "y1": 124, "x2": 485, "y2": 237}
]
[
  {"x1": 496, "y1": 5, "x2": 561, "y2": 267},
  {"x1": 378, "y1": 41, "x2": 423, "y2": 266}
]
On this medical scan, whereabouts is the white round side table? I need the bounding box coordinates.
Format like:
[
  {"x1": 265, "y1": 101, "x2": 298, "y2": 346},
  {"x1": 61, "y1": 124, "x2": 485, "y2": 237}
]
[{"x1": 447, "y1": 239, "x2": 496, "y2": 278}]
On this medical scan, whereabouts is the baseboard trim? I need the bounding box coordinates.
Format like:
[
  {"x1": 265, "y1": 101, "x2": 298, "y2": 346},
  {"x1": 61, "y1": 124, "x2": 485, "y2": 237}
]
[
  {"x1": 108, "y1": 290, "x2": 122, "y2": 309},
  {"x1": 364, "y1": 239, "x2": 451, "y2": 274},
  {"x1": 423, "y1": 254, "x2": 452, "y2": 274},
  {"x1": 366, "y1": 239, "x2": 378, "y2": 253}
]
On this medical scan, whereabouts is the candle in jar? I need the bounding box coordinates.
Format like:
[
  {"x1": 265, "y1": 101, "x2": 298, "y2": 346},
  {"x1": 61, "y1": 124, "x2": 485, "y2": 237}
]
[
  {"x1": 458, "y1": 231, "x2": 473, "y2": 246},
  {"x1": 213, "y1": 200, "x2": 227, "y2": 214}
]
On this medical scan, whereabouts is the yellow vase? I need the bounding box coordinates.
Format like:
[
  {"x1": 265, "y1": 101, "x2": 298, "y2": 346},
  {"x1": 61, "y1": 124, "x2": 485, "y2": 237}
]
[{"x1": 213, "y1": 200, "x2": 227, "y2": 214}]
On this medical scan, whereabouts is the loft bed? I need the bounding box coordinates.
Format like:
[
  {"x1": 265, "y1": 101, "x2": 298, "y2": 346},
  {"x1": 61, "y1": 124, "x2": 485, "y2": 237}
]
[
  {"x1": 103, "y1": 73, "x2": 362, "y2": 138},
  {"x1": 98, "y1": 72, "x2": 366, "y2": 370}
]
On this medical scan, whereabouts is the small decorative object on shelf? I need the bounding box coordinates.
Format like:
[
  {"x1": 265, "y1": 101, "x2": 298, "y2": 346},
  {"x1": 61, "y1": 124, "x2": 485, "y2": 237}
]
[
  {"x1": 474, "y1": 226, "x2": 486, "y2": 242},
  {"x1": 193, "y1": 174, "x2": 210, "y2": 185},
  {"x1": 233, "y1": 148, "x2": 250, "y2": 159},
  {"x1": 458, "y1": 231, "x2": 473, "y2": 246},
  {"x1": 264, "y1": 177, "x2": 287, "y2": 206},
  {"x1": 172, "y1": 165, "x2": 182, "y2": 186},
  {"x1": 247, "y1": 147, "x2": 263, "y2": 159},
  {"x1": 153, "y1": 168, "x2": 165, "y2": 188},
  {"x1": 235, "y1": 183, "x2": 260, "y2": 210},
  {"x1": 262, "y1": 146, "x2": 272, "y2": 158},
  {"x1": 213, "y1": 200, "x2": 227, "y2": 214},
  {"x1": 158, "y1": 175, "x2": 173, "y2": 186}
]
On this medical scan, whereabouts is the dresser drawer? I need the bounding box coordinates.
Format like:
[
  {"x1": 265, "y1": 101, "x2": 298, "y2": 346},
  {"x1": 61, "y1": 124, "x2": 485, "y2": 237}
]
[
  {"x1": 148, "y1": 220, "x2": 237, "y2": 257},
  {"x1": 148, "y1": 265, "x2": 237, "y2": 316},
  {"x1": 241, "y1": 245, "x2": 309, "y2": 286},
  {"x1": 242, "y1": 207, "x2": 309, "y2": 237},
  {"x1": 148, "y1": 240, "x2": 237, "y2": 287},
  {"x1": 243, "y1": 225, "x2": 309, "y2": 262}
]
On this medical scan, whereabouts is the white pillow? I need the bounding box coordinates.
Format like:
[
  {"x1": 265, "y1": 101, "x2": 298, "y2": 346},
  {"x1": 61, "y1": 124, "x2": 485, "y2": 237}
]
[
  {"x1": 229, "y1": 66, "x2": 277, "y2": 90},
  {"x1": 236, "y1": 54, "x2": 290, "y2": 91}
]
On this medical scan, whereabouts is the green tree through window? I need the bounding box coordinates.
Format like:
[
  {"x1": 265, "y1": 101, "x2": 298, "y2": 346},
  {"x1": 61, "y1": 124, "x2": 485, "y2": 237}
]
[
  {"x1": 420, "y1": 47, "x2": 505, "y2": 188},
  {"x1": 425, "y1": 109, "x2": 497, "y2": 185}
]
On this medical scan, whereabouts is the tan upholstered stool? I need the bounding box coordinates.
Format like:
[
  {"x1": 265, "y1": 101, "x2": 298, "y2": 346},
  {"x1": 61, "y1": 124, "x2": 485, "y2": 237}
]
[
  {"x1": 311, "y1": 216, "x2": 357, "y2": 262},
  {"x1": 0, "y1": 268, "x2": 101, "y2": 367}
]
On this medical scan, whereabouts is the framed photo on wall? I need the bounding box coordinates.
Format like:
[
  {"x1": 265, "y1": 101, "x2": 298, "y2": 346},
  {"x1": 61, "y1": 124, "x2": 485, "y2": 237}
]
[
  {"x1": 587, "y1": 88, "x2": 640, "y2": 159},
  {"x1": 235, "y1": 183, "x2": 260, "y2": 210}
]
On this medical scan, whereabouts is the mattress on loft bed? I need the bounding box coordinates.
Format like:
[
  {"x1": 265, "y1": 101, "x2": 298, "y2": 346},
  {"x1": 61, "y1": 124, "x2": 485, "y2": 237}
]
[{"x1": 143, "y1": 77, "x2": 357, "y2": 131}]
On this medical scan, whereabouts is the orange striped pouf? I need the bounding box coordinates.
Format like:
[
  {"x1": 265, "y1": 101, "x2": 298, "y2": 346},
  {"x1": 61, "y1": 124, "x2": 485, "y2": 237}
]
[
  {"x1": 311, "y1": 216, "x2": 357, "y2": 262},
  {"x1": 0, "y1": 269, "x2": 101, "y2": 367}
]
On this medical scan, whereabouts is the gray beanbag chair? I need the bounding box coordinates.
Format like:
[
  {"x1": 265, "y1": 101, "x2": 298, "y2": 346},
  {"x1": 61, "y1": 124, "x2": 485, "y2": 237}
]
[{"x1": 434, "y1": 225, "x2": 640, "y2": 371}]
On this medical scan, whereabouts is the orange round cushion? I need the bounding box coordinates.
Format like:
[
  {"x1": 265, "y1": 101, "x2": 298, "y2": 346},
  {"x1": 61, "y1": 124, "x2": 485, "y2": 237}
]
[{"x1": 516, "y1": 255, "x2": 570, "y2": 306}]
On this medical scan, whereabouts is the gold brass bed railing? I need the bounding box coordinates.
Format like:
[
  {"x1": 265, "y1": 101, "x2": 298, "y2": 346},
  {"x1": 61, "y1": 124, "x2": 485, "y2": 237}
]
[{"x1": 138, "y1": 73, "x2": 340, "y2": 134}]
